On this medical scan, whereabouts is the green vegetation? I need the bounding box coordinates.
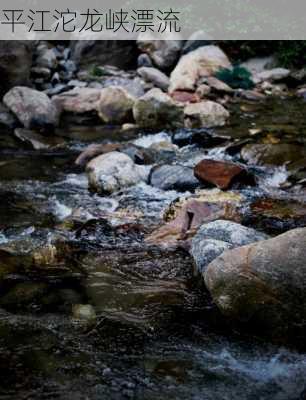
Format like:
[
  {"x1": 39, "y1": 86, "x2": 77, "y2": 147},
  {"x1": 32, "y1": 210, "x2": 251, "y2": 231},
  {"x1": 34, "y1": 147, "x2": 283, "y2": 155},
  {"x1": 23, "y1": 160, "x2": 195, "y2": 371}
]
[
  {"x1": 276, "y1": 41, "x2": 306, "y2": 68},
  {"x1": 90, "y1": 65, "x2": 106, "y2": 77},
  {"x1": 215, "y1": 65, "x2": 254, "y2": 90}
]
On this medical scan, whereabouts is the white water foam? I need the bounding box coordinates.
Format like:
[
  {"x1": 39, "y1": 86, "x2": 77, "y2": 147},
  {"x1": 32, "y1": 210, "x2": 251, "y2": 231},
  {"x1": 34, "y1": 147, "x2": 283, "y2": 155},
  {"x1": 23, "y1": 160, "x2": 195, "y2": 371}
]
[
  {"x1": 53, "y1": 198, "x2": 73, "y2": 220},
  {"x1": 261, "y1": 165, "x2": 289, "y2": 189},
  {"x1": 0, "y1": 232, "x2": 8, "y2": 245},
  {"x1": 133, "y1": 132, "x2": 171, "y2": 148}
]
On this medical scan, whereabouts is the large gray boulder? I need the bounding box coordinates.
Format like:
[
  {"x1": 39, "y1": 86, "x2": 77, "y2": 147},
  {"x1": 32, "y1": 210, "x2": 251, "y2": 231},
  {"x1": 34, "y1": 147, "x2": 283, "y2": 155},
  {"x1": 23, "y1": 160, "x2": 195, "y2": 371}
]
[
  {"x1": 184, "y1": 101, "x2": 229, "y2": 128},
  {"x1": 133, "y1": 88, "x2": 184, "y2": 130},
  {"x1": 86, "y1": 151, "x2": 149, "y2": 194},
  {"x1": 169, "y1": 45, "x2": 231, "y2": 92},
  {"x1": 191, "y1": 220, "x2": 268, "y2": 274},
  {"x1": 0, "y1": 41, "x2": 33, "y2": 97},
  {"x1": 204, "y1": 228, "x2": 306, "y2": 340},
  {"x1": 52, "y1": 88, "x2": 101, "y2": 114},
  {"x1": 3, "y1": 87, "x2": 60, "y2": 131},
  {"x1": 97, "y1": 86, "x2": 135, "y2": 124},
  {"x1": 137, "y1": 67, "x2": 170, "y2": 92}
]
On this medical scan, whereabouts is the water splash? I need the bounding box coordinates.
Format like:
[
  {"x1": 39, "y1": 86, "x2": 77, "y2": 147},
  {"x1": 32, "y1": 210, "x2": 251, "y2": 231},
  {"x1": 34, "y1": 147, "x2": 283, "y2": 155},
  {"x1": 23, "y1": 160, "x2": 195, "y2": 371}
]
[
  {"x1": 0, "y1": 231, "x2": 8, "y2": 244},
  {"x1": 133, "y1": 132, "x2": 171, "y2": 148}
]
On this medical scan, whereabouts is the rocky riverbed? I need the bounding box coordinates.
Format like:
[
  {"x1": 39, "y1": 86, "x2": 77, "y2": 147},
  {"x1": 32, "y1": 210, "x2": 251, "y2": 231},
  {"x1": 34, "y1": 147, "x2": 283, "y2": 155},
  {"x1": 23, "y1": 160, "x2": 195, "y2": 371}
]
[{"x1": 0, "y1": 40, "x2": 306, "y2": 400}]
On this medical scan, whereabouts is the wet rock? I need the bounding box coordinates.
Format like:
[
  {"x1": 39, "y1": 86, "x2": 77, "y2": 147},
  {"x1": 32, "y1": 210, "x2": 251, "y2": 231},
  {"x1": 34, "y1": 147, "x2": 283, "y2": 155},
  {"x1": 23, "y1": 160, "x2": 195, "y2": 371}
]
[
  {"x1": 86, "y1": 151, "x2": 149, "y2": 194},
  {"x1": 254, "y1": 68, "x2": 290, "y2": 83},
  {"x1": 150, "y1": 164, "x2": 199, "y2": 192},
  {"x1": 204, "y1": 228, "x2": 306, "y2": 341},
  {"x1": 121, "y1": 144, "x2": 157, "y2": 165},
  {"x1": 246, "y1": 198, "x2": 306, "y2": 234},
  {"x1": 241, "y1": 143, "x2": 306, "y2": 166},
  {"x1": 31, "y1": 67, "x2": 52, "y2": 79},
  {"x1": 51, "y1": 72, "x2": 60, "y2": 85},
  {"x1": 146, "y1": 190, "x2": 242, "y2": 249},
  {"x1": 75, "y1": 143, "x2": 123, "y2": 167},
  {"x1": 97, "y1": 86, "x2": 135, "y2": 124},
  {"x1": 169, "y1": 45, "x2": 231, "y2": 92},
  {"x1": 171, "y1": 91, "x2": 200, "y2": 104},
  {"x1": 137, "y1": 67, "x2": 169, "y2": 92},
  {"x1": 133, "y1": 88, "x2": 184, "y2": 130},
  {"x1": 191, "y1": 220, "x2": 268, "y2": 274},
  {"x1": 72, "y1": 304, "x2": 97, "y2": 323},
  {"x1": 0, "y1": 103, "x2": 18, "y2": 129},
  {"x1": 137, "y1": 36, "x2": 182, "y2": 70},
  {"x1": 0, "y1": 282, "x2": 48, "y2": 309},
  {"x1": 3, "y1": 87, "x2": 60, "y2": 131},
  {"x1": 14, "y1": 128, "x2": 66, "y2": 150},
  {"x1": 239, "y1": 90, "x2": 265, "y2": 101},
  {"x1": 184, "y1": 101, "x2": 229, "y2": 128},
  {"x1": 0, "y1": 41, "x2": 33, "y2": 96},
  {"x1": 194, "y1": 159, "x2": 251, "y2": 189},
  {"x1": 0, "y1": 235, "x2": 75, "y2": 280},
  {"x1": 137, "y1": 53, "x2": 153, "y2": 68},
  {"x1": 71, "y1": 40, "x2": 138, "y2": 69},
  {"x1": 172, "y1": 128, "x2": 226, "y2": 148},
  {"x1": 52, "y1": 88, "x2": 101, "y2": 114}
]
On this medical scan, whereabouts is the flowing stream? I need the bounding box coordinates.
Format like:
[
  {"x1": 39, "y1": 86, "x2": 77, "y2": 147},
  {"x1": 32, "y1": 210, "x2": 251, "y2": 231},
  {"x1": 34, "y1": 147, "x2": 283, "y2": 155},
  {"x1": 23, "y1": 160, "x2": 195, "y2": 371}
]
[{"x1": 0, "y1": 97, "x2": 306, "y2": 399}]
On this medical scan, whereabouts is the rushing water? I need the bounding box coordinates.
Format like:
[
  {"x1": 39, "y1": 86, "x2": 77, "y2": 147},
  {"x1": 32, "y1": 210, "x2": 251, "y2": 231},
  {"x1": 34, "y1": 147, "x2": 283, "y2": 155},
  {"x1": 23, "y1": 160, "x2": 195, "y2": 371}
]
[{"x1": 0, "y1": 97, "x2": 306, "y2": 399}]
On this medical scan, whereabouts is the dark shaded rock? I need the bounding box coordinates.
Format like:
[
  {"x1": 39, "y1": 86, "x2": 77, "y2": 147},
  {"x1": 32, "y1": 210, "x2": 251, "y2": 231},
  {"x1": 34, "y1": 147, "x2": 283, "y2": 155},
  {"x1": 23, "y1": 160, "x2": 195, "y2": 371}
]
[
  {"x1": 244, "y1": 198, "x2": 306, "y2": 234},
  {"x1": 191, "y1": 220, "x2": 268, "y2": 274},
  {"x1": 0, "y1": 282, "x2": 48, "y2": 309},
  {"x1": 71, "y1": 41, "x2": 138, "y2": 70},
  {"x1": 137, "y1": 53, "x2": 153, "y2": 68},
  {"x1": 172, "y1": 129, "x2": 227, "y2": 148},
  {"x1": 0, "y1": 103, "x2": 18, "y2": 130},
  {"x1": 0, "y1": 41, "x2": 33, "y2": 97},
  {"x1": 194, "y1": 159, "x2": 252, "y2": 189},
  {"x1": 14, "y1": 128, "x2": 66, "y2": 150},
  {"x1": 150, "y1": 164, "x2": 200, "y2": 192},
  {"x1": 205, "y1": 228, "x2": 306, "y2": 342}
]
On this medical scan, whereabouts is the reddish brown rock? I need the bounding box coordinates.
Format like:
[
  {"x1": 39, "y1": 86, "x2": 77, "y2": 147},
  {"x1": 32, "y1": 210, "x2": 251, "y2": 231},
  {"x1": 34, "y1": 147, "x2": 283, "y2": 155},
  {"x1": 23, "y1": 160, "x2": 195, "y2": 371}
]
[
  {"x1": 194, "y1": 159, "x2": 249, "y2": 190},
  {"x1": 170, "y1": 91, "x2": 200, "y2": 104},
  {"x1": 145, "y1": 199, "x2": 241, "y2": 249},
  {"x1": 75, "y1": 143, "x2": 123, "y2": 167}
]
